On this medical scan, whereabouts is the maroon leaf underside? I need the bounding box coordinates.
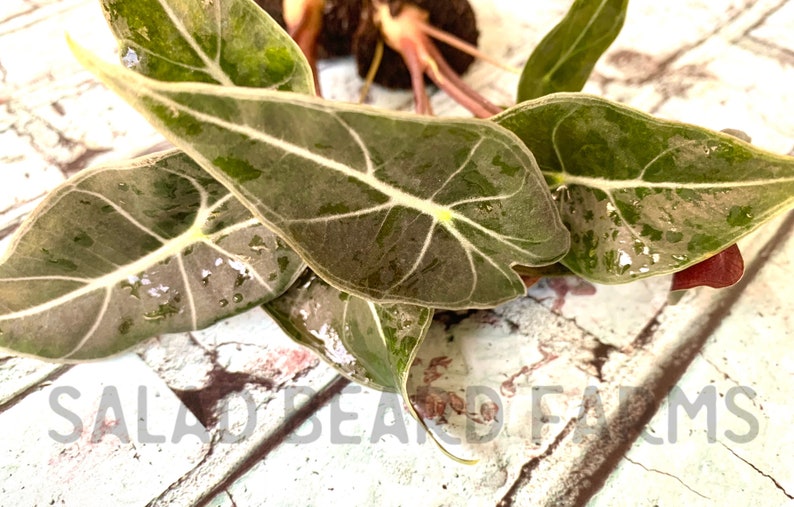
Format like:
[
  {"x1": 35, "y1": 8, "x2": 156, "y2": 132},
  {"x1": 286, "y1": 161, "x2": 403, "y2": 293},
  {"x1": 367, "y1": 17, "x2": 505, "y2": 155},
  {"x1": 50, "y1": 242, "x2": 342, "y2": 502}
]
[{"x1": 671, "y1": 244, "x2": 745, "y2": 291}]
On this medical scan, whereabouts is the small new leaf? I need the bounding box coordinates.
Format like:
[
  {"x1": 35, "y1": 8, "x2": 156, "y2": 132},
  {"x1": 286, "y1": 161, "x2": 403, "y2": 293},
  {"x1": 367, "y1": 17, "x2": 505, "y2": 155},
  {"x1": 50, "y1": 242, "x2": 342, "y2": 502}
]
[
  {"x1": 496, "y1": 93, "x2": 794, "y2": 283},
  {"x1": 517, "y1": 0, "x2": 628, "y2": 102},
  {"x1": 265, "y1": 271, "x2": 432, "y2": 391},
  {"x1": 0, "y1": 151, "x2": 303, "y2": 360},
  {"x1": 70, "y1": 42, "x2": 570, "y2": 309},
  {"x1": 265, "y1": 272, "x2": 474, "y2": 462}
]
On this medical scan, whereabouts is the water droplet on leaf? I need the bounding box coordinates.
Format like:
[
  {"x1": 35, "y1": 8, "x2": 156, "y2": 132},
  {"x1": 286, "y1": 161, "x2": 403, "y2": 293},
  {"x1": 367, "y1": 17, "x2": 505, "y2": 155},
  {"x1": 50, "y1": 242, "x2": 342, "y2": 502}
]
[
  {"x1": 234, "y1": 273, "x2": 250, "y2": 288},
  {"x1": 122, "y1": 48, "x2": 139, "y2": 68}
]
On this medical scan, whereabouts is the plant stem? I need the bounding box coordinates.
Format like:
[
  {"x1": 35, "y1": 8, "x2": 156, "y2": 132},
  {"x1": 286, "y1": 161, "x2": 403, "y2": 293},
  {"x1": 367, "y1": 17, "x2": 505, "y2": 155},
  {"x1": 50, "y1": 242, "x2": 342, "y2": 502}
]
[
  {"x1": 283, "y1": 0, "x2": 325, "y2": 94},
  {"x1": 359, "y1": 38, "x2": 385, "y2": 103},
  {"x1": 373, "y1": 1, "x2": 500, "y2": 118},
  {"x1": 417, "y1": 18, "x2": 520, "y2": 74},
  {"x1": 424, "y1": 40, "x2": 501, "y2": 117}
]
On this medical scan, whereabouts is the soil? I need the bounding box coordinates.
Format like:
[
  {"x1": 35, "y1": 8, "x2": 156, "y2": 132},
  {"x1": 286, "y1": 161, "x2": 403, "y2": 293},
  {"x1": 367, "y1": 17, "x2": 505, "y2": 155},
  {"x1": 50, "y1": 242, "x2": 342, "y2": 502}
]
[
  {"x1": 256, "y1": 0, "x2": 479, "y2": 89},
  {"x1": 352, "y1": 0, "x2": 479, "y2": 89},
  {"x1": 255, "y1": 0, "x2": 363, "y2": 59}
]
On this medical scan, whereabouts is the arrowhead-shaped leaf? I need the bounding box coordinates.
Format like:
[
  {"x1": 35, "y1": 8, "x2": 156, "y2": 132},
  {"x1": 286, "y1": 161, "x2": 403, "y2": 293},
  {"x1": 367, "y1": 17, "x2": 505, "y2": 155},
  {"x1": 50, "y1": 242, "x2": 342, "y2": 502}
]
[
  {"x1": 517, "y1": 0, "x2": 628, "y2": 102},
  {"x1": 70, "y1": 43, "x2": 571, "y2": 309},
  {"x1": 0, "y1": 151, "x2": 303, "y2": 360},
  {"x1": 264, "y1": 272, "x2": 473, "y2": 462},
  {"x1": 495, "y1": 93, "x2": 794, "y2": 283},
  {"x1": 100, "y1": 0, "x2": 313, "y2": 92},
  {"x1": 264, "y1": 271, "x2": 432, "y2": 391}
]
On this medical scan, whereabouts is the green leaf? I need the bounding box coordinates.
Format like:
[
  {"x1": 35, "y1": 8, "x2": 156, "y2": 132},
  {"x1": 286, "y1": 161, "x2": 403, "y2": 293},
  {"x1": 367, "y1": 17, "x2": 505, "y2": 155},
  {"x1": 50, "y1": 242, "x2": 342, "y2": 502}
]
[
  {"x1": 100, "y1": 0, "x2": 313, "y2": 92},
  {"x1": 264, "y1": 271, "x2": 432, "y2": 391},
  {"x1": 69, "y1": 43, "x2": 571, "y2": 309},
  {"x1": 0, "y1": 150, "x2": 303, "y2": 360},
  {"x1": 513, "y1": 263, "x2": 574, "y2": 279},
  {"x1": 265, "y1": 272, "x2": 474, "y2": 462},
  {"x1": 495, "y1": 93, "x2": 794, "y2": 283},
  {"x1": 517, "y1": 0, "x2": 628, "y2": 102}
]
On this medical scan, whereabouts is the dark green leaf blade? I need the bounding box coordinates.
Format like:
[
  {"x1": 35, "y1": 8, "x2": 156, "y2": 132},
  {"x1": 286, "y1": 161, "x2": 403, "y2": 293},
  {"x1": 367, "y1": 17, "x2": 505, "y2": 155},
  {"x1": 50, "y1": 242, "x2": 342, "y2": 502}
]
[
  {"x1": 517, "y1": 0, "x2": 628, "y2": 102},
  {"x1": 0, "y1": 150, "x2": 303, "y2": 360},
  {"x1": 264, "y1": 271, "x2": 432, "y2": 391},
  {"x1": 100, "y1": 0, "x2": 313, "y2": 92},
  {"x1": 70, "y1": 44, "x2": 571, "y2": 309},
  {"x1": 495, "y1": 93, "x2": 794, "y2": 283}
]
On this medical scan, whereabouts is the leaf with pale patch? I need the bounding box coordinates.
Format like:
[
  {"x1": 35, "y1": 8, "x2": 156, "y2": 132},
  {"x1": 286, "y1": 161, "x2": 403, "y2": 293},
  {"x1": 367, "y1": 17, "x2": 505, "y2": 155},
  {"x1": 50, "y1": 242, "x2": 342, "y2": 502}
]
[
  {"x1": 265, "y1": 272, "x2": 474, "y2": 462},
  {"x1": 100, "y1": 0, "x2": 313, "y2": 92},
  {"x1": 496, "y1": 93, "x2": 794, "y2": 283},
  {"x1": 265, "y1": 271, "x2": 432, "y2": 391},
  {"x1": 70, "y1": 43, "x2": 570, "y2": 309},
  {"x1": 0, "y1": 151, "x2": 303, "y2": 360}
]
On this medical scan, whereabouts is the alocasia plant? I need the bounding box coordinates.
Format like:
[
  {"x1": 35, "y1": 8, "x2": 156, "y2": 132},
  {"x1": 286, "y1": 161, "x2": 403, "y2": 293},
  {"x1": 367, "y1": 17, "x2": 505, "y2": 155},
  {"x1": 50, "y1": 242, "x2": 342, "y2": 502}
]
[{"x1": 2, "y1": 0, "x2": 793, "y2": 458}]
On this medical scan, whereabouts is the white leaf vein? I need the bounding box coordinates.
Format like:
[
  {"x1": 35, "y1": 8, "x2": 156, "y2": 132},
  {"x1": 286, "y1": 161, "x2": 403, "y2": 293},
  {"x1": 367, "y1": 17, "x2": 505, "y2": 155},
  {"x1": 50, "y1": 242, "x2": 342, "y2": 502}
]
[
  {"x1": 59, "y1": 287, "x2": 112, "y2": 360},
  {"x1": 72, "y1": 189, "x2": 168, "y2": 244},
  {"x1": 146, "y1": 88, "x2": 459, "y2": 220},
  {"x1": 205, "y1": 217, "x2": 260, "y2": 240},
  {"x1": 604, "y1": 190, "x2": 643, "y2": 244},
  {"x1": 177, "y1": 254, "x2": 198, "y2": 329},
  {"x1": 331, "y1": 112, "x2": 375, "y2": 175},
  {"x1": 545, "y1": 173, "x2": 794, "y2": 191},
  {"x1": 430, "y1": 137, "x2": 485, "y2": 200},
  {"x1": 156, "y1": 0, "x2": 234, "y2": 85},
  {"x1": 443, "y1": 222, "x2": 518, "y2": 300},
  {"x1": 551, "y1": 108, "x2": 579, "y2": 176},
  {"x1": 0, "y1": 201, "x2": 214, "y2": 321},
  {"x1": 283, "y1": 203, "x2": 392, "y2": 225},
  {"x1": 203, "y1": 241, "x2": 274, "y2": 293},
  {"x1": 386, "y1": 221, "x2": 437, "y2": 292}
]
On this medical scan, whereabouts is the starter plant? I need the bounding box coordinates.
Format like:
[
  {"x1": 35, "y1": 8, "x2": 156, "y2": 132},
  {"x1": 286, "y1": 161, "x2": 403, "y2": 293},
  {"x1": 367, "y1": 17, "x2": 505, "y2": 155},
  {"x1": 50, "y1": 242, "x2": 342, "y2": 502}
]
[{"x1": 1, "y1": 0, "x2": 792, "y2": 460}]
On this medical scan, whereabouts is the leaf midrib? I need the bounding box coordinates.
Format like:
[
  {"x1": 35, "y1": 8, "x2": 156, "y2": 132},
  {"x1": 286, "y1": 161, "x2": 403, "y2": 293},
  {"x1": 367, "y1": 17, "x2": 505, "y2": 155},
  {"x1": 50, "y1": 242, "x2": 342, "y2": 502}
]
[
  {"x1": 0, "y1": 211, "x2": 254, "y2": 321},
  {"x1": 75, "y1": 49, "x2": 548, "y2": 255},
  {"x1": 145, "y1": 86, "x2": 465, "y2": 221},
  {"x1": 546, "y1": 172, "x2": 794, "y2": 191},
  {"x1": 133, "y1": 80, "x2": 547, "y2": 262},
  {"x1": 544, "y1": 0, "x2": 612, "y2": 79}
]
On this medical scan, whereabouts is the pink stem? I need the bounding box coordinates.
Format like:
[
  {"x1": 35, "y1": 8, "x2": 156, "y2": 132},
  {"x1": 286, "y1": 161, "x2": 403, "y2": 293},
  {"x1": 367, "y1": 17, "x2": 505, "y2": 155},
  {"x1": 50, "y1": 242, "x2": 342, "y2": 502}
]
[
  {"x1": 400, "y1": 38, "x2": 434, "y2": 116},
  {"x1": 424, "y1": 39, "x2": 501, "y2": 118},
  {"x1": 284, "y1": 1, "x2": 323, "y2": 94}
]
